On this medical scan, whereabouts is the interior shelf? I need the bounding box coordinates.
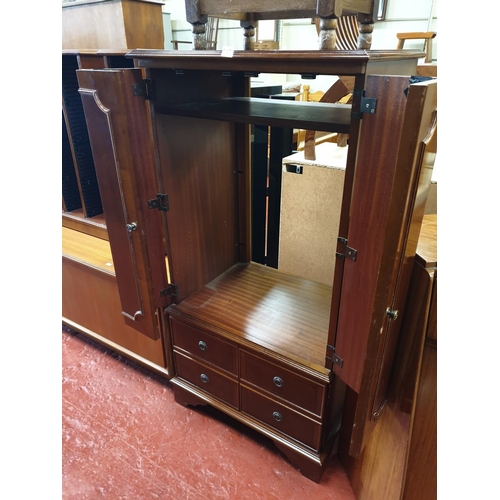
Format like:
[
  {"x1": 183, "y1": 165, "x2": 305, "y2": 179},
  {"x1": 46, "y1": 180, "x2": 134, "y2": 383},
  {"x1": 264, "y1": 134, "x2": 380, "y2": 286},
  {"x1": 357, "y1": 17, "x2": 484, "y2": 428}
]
[{"x1": 156, "y1": 97, "x2": 352, "y2": 133}]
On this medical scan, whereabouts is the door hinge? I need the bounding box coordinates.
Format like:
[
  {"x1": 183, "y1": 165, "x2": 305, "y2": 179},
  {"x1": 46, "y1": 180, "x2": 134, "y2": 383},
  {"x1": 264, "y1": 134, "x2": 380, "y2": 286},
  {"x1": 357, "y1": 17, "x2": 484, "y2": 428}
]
[
  {"x1": 160, "y1": 283, "x2": 179, "y2": 298},
  {"x1": 351, "y1": 90, "x2": 377, "y2": 118},
  {"x1": 326, "y1": 344, "x2": 343, "y2": 369},
  {"x1": 132, "y1": 78, "x2": 155, "y2": 100},
  {"x1": 148, "y1": 193, "x2": 169, "y2": 212},
  {"x1": 336, "y1": 237, "x2": 357, "y2": 261}
]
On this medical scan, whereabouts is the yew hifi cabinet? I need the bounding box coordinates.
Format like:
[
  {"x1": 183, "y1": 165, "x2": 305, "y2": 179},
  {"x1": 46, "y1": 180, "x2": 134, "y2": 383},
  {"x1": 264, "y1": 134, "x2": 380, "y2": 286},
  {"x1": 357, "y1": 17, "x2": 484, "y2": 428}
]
[{"x1": 64, "y1": 49, "x2": 437, "y2": 482}]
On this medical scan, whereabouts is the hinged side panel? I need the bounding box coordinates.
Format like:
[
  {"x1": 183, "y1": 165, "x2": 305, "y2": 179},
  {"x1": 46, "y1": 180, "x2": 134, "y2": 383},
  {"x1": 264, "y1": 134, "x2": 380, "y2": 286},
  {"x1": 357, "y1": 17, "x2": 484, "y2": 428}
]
[
  {"x1": 334, "y1": 76, "x2": 438, "y2": 458},
  {"x1": 77, "y1": 68, "x2": 169, "y2": 340}
]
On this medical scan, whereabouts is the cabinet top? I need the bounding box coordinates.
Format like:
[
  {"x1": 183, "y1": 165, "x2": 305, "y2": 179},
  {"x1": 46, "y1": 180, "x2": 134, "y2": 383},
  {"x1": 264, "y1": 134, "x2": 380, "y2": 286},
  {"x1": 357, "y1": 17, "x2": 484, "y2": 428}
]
[
  {"x1": 62, "y1": 0, "x2": 164, "y2": 7},
  {"x1": 126, "y1": 49, "x2": 424, "y2": 76}
]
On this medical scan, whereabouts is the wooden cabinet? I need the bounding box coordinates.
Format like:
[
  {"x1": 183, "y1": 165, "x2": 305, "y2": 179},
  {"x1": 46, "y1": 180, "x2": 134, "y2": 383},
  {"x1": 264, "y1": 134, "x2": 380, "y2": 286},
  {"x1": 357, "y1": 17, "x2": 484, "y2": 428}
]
[
  {"x1": 72, "y1": 49, "x2": 436, "y2": 482},
  {"x1": 62, "y1": 0, "x2": 165, "y2": 50}
]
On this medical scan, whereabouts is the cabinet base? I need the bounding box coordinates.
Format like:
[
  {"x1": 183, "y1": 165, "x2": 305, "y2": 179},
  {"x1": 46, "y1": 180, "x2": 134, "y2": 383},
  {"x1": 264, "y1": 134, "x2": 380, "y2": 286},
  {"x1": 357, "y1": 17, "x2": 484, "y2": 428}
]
[{"x1": 171, "y1": 378, "x2": 334, "y2": 482}]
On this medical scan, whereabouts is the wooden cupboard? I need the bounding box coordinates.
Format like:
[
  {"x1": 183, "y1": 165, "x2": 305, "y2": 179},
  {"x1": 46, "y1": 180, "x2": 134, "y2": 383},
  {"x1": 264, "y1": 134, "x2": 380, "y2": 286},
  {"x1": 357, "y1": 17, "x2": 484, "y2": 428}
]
[{"x1": 69, "y1": 49, "x2": 437, "y2": 482}]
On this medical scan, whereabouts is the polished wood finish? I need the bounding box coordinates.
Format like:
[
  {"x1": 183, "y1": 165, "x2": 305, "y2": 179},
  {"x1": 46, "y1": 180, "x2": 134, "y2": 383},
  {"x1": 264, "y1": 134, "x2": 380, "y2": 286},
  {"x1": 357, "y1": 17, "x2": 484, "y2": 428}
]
[
  {"x1": 174, "y1": 350, "x2": 239, "y2": 408},
  {"x1": 169, "y1": 262, "x2": 333, "y2": 371},
  {"x1": 62, "y1": 229, "x2": 166, "y2": 369},
  {"x1": 171, "y1": 318, "x2": 238, "y2": 376},
  {"x1": 62, "y1": 0, "x2": 165, "y2": 50},
  {"x1": 73, "y1": 49, "x2": 436, "y2": 482},
  {"x1": 334, "y1": 78, "x2": 437, "y2": 458},
  {"x1": 77, "y1": 68, "x2": 170, "y2": 340},
  {"x1": 339, "y1": 214, "x2": 437, "y2": 499}
]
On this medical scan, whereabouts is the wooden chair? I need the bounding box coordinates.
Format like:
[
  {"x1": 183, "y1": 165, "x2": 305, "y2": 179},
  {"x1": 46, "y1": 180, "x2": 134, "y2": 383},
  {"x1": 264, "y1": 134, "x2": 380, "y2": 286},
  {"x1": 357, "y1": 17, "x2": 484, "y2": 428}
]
[
  {"x1": 183, "y1": 0, "x2": 375, "y2": 50},
  {"x1": 172, "y1": 16, "x2": 219, "y2": 50},
  {"x1": 396, "y1": 32, "x2": 436, "y2": 63}
]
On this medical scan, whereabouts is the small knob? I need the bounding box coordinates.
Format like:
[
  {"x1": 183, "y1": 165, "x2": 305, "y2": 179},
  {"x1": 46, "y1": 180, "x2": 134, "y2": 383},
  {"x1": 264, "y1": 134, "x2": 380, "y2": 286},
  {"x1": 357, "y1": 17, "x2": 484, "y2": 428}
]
[
  {"x1": 273, "y1": 376, "x2": 284, "y2": 388},
  {"x1": 198, "y1": 341, "x2": 207, "y2": 351},
  {"x1": 126, "y1": 222, "x2": 137, "y2": 232},
  {"x1": 386, "y1": 308, "x2": 399, "y2": 320},
  {"x1": 273, "y1": 412, "x2": 283, "y2": 422},
  {"x1": 200, "y1": 374, "x2": 209, "y2": 384}
]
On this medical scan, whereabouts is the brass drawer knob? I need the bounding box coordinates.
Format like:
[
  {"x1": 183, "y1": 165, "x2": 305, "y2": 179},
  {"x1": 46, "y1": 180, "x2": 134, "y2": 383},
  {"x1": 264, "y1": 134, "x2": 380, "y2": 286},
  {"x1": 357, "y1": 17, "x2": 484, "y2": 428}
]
[
  {"x1": 200, "y1": 373, "x2": 209, "y2": 384},
  {"x1": 273, "y1": 376, "x2": 284, "y2": 388},
  {"x1": 273, "y1": 411, "x2": 283, "y2": 422},
  {"x1": 198, "y1": 340, "x2": 208, "y2": 351}
]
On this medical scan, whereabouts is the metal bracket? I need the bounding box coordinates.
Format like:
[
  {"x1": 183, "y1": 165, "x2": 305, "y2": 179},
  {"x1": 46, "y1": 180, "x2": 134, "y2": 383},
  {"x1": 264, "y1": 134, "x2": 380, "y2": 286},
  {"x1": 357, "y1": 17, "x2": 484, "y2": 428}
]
[
  {"x1": 160, "y1": 283, "x2": 179, "y2": 298},
  {"x1": 148, "y1": 193, "x2": 169, "y2": 212},
  {"x1": 351, "y1": 90, "x2": 377, "y2": 118},
  {"x1": 132, "y1": 78, "x2": 155, "y2": 100},
  {"x1": 326, "y1": 344, "x2": 343, "y2": 369},
  {"x1": 336, "y1": 237, "x2": 357, "y2": 261}
]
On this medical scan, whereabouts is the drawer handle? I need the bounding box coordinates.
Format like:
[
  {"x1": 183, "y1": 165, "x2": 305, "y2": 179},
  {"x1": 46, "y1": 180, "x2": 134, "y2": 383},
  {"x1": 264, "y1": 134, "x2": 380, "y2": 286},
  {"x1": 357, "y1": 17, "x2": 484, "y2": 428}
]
[
  {"x1": 273, "y1": 376, "x2": 284, "y2": 388},
  {"x1": 200, "y1": 373, "x2": 209, "y2": 384},
  {"x1": 273, "y1": 411, "x2": 283, "y2": 422},
  {"x1": 198, "y1": 341, "x2": 208, "y2": 351}
]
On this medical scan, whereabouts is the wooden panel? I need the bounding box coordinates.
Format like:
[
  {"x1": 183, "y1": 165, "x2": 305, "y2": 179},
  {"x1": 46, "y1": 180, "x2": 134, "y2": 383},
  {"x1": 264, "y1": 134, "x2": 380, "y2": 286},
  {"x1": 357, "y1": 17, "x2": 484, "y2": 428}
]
[
  {"x1": 148, "y1": 69, "x2": 242, "y2": 302},
  {"x1": 170, "y1": 317, "x2": 238, "y2": 376},
  {"x1": 62, "y1": 226, "x2": 114, "y2": 274},
  {"x1": 333, "y1": 75, "x2": 410, "y2": 393},
  {"x1": 279, "y1": 143, "x2": 348, "y2": 285},
  {"x1": 62, "y1": 256, "x2": 165, "y2": 367},
  {"x1": 240, "y1": 384, "x2": 323, "y2": 451},
  {"x1": 402, "y1": 341, "x2": 436, "y2": 500},
  {"x1": 240, "y1": 350, "x2": 326, "y2": 418},
  {"x1": 190, "y1": 0, "x2": 373, "y2": 18},
  {"x1": 62, "y1": 0, "x2": 164, "y2": 50},
  {"x1": 62, "y1": 111, "x2": 83, "y2": 213},
  {"x1": 333, "y1": 77, "x2": 437, "y2": 458},
  {"x1": 339, "y1": 215, "x2": 437, "y2": 499},
  {"x1": 174, "y1": 351, "x2": 239, "y2": 409},
  {"x1": 77, "y1": 68, "x2": 169, "y2": 340},
  {"x1": 170, "y1": 262, "x2": 332, "y2": 371},
  {"x1": 156, "y1": 99, "x2": 352, "y2": 133}
]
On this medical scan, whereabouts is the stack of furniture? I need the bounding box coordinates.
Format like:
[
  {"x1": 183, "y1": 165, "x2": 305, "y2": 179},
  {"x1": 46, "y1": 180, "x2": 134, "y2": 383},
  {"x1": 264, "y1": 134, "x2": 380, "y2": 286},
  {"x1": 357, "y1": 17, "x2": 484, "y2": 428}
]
[{"x1": 64, "y1": 47, "x2": 436, "y2": 483}]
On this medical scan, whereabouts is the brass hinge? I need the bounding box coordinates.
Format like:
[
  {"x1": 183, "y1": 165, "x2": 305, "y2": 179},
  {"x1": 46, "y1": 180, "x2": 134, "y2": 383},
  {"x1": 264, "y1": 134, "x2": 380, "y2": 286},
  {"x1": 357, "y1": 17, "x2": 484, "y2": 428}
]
[
  {"x1": 325, "y1": 344, "x2": 343, "y2": 369},
  {"x1": 132, "y1": 78, "x2": 155, "y2": 100},
  {"x1": 160, "y1": 283, "x2": 179, "y2": 298},
  {"x1": 336, "y1": 237, "x2": 357, "y2": 261},
  {"x1": 148, "y1": 193, "x2": 169, "y2": 212},
  {"x1": 351, "y1": 90, "x2": 377, "y2": 119}
]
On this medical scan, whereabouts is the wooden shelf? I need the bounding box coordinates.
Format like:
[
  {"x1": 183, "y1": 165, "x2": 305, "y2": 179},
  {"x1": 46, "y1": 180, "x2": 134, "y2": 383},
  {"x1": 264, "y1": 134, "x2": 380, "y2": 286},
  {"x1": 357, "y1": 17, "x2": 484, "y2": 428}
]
[
  {"x1": 170, "y1": 262, "x2": 333, "y2": 373},
  {"x1": 156, "y1": 97, "x2": 352, "y2": 133}
]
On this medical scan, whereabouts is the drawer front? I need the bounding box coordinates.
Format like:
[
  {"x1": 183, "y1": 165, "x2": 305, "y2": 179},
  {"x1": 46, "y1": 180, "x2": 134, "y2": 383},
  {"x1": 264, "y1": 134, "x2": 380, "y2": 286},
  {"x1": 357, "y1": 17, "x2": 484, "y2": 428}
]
[
  {"x1": 240, "y1": 350, "x2": 326, "y2": 417},
  {"x1": 170, "y1": 317, "x2": 238, "y2": 375},
  {"x1": 174, "y1": 351, "x2": 239, "y2": 409},
  {"x1": 241, "y1": 384, "x2": 322, "y2": 451}
]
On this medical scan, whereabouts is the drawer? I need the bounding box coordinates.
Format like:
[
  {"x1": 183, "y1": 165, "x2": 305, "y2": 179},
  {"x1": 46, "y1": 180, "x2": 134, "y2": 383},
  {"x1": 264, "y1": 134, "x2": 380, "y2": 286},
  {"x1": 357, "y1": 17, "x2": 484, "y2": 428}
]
[
  {"x1": 241, "y1": 384, "x2": 322, "y2": 451},
  {"x1": 240, "y1": 350, "x2": 326, "y2": 417},
  {"x1": 174, "y1": 351, "x2": 239, "y2": 409},
  {"x1": 170, "y1": 317, "x2": 238, "y2": 376}
]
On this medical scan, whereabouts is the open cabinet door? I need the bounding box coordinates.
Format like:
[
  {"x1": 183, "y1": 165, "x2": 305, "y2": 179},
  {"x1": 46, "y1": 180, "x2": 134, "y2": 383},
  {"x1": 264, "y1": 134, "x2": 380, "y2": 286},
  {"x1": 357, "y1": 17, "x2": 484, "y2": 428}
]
[
  {"x1": 328, "y1": 76, "x2": 438, "y2": 458},
  {"x1": 76, "y1": 68, "x2": 170, "y2": 340}
]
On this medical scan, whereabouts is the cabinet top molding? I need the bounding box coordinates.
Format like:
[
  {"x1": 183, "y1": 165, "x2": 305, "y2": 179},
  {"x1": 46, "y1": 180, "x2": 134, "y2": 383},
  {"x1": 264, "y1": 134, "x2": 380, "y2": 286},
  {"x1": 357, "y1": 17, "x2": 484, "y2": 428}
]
[
  {"x1": 126, "y1": 49, "x2": 425, "y2": 75},
  {"x1": 62, "y1": 0, "x2": 164, "y2": 7}
]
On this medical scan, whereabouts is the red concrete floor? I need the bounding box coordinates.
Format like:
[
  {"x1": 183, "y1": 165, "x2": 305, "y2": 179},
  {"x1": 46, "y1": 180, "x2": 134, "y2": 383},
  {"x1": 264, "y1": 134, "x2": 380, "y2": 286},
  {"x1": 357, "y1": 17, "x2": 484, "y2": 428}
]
[{"x1": 62, "y1": 326, "x2": 357, "y2": 499}]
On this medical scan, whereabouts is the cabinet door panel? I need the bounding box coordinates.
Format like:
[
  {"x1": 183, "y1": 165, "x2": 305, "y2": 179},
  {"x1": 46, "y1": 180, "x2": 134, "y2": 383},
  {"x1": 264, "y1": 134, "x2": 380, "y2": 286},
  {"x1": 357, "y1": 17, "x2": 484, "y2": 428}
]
[
  {"x1": 77, "y1": 68, "x2": 169, "y2": 340},
  {"x1": 332, "y1": 76, "x2": 438, "y2": 457}
]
